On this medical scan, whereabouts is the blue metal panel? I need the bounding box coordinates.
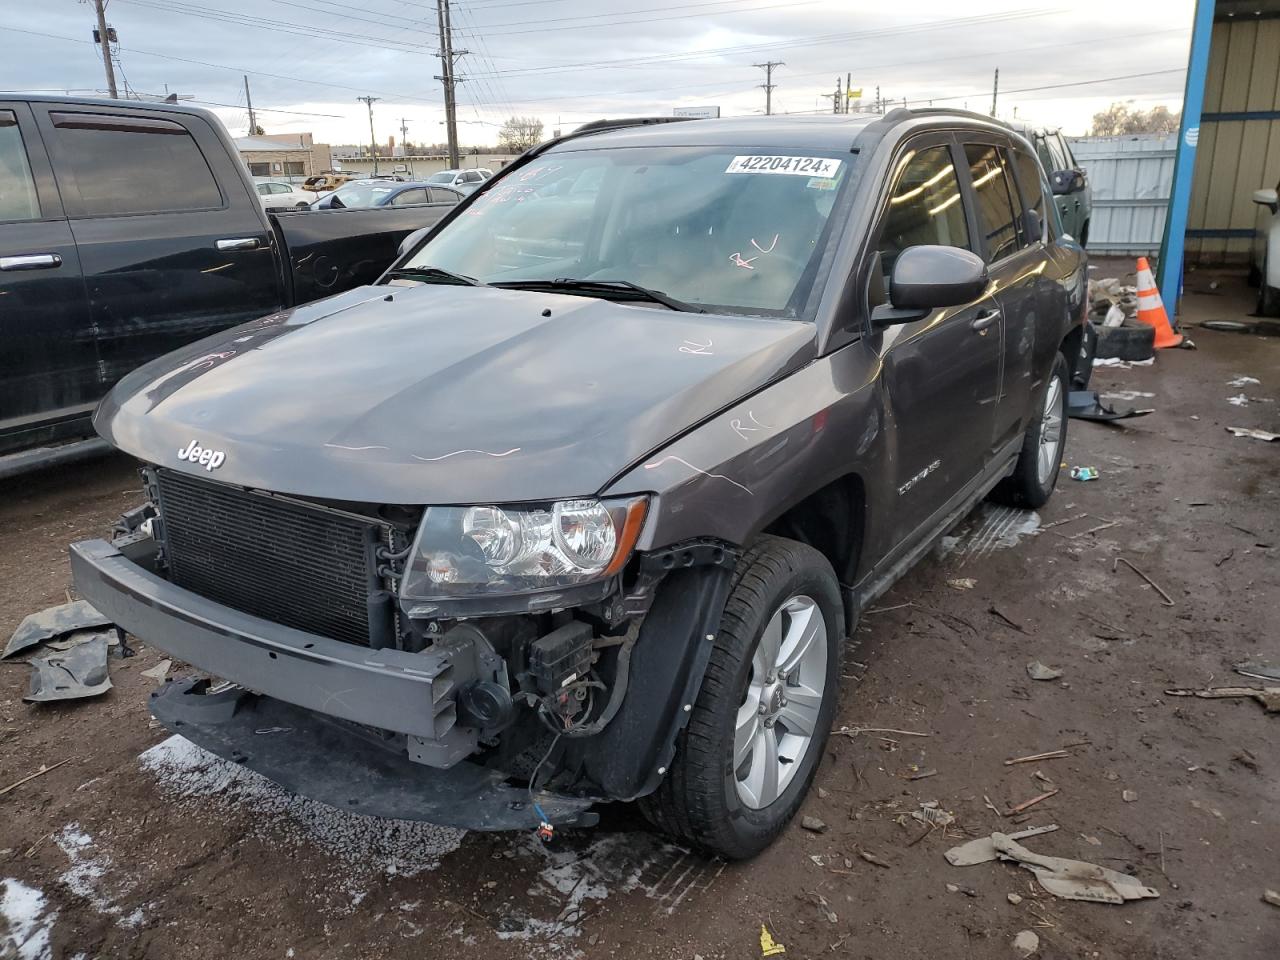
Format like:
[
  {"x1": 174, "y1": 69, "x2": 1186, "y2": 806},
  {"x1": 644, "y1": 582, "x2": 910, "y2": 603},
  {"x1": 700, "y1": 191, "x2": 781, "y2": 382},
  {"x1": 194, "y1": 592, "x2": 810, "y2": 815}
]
[{"x1": 1158, "y1": 0, "x2": 1218, "y2": 317}]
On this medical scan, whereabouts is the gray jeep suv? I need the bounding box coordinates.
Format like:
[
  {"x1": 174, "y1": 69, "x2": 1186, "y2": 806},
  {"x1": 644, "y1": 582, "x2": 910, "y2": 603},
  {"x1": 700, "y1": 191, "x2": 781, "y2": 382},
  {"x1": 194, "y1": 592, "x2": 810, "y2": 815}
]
[{"x1": 72, "y1": 109, "x2": 1087, "y2": 859}]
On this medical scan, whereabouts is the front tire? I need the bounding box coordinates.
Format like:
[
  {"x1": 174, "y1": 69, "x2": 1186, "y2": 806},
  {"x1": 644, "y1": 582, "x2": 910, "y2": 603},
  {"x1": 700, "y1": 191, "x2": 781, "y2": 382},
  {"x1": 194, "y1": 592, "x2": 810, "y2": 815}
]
[
  {"x1": 639, "y1": 536, "x2": 844, "y2": 860},
  {"x1": 991, "y1": 351, "x2": 1069, "y2": 509}
]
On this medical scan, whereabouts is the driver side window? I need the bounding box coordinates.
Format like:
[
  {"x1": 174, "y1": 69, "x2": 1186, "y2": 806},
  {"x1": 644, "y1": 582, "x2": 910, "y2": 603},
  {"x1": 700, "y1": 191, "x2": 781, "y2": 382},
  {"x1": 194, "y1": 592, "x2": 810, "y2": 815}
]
[{"x1": 876, "y1": 144, "x2": 971, "y2": 274}]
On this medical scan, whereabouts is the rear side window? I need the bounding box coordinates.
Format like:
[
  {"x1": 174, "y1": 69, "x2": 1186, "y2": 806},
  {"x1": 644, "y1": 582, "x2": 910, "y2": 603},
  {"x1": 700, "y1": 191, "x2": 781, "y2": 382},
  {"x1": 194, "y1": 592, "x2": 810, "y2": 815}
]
[
  {"x1": 427, "y1": 187, "x2": 459, "y2": 204},
  {"x1": 1011, "y1": 148, "x2": 1047, "y2": 242},
  {"x1": 389, "y1": 188, "x2": 429, "y2": 206},
  {"x1": 0, "y1": 111, "x2": 40, "y2": 221},
  {"x1": 876, "y1": 144, "x2": 970, "y2": 272},
  {"x1": 963, "y1": 143, "x2": 1022, "y2": 262},
  {"x1": 49, "y1": 112, "x2": 221, "y2": 216}
]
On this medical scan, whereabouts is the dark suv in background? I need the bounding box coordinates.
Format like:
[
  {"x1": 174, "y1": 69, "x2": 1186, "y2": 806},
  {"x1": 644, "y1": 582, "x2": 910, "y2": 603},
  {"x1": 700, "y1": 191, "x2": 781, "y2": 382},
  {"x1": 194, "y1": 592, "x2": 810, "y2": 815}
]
[{"x1": 73, "y1": 109, "x2": 1087, "y2": 859}]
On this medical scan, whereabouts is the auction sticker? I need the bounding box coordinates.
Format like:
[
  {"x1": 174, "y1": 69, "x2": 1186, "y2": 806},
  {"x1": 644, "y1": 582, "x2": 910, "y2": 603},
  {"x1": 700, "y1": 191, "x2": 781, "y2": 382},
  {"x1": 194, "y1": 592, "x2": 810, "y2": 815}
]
[{"x1": 725, "y1": 155, "x2": 842, "y2": 176}]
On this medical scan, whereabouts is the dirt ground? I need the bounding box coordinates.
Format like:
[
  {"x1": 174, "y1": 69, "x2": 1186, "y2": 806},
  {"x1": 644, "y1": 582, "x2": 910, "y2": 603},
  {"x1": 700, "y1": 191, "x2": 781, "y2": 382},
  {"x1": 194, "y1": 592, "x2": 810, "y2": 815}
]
[{"x1": 1, "y1": 267, "x2": 1277, "y2": 960}]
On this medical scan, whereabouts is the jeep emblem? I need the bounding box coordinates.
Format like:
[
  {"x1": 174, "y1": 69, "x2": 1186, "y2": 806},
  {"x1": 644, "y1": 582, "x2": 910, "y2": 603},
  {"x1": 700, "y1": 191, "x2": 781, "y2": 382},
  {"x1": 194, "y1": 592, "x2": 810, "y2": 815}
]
[{"x1": 177, "y1": 439, "x2": 225, "y2": 471}]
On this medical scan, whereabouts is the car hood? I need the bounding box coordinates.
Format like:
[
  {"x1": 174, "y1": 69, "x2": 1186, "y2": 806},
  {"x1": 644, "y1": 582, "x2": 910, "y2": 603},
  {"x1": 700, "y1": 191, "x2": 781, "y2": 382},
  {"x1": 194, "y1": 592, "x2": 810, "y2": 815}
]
[{"x1": 97, "y1": 284, "x2": 815, "y2": 504}]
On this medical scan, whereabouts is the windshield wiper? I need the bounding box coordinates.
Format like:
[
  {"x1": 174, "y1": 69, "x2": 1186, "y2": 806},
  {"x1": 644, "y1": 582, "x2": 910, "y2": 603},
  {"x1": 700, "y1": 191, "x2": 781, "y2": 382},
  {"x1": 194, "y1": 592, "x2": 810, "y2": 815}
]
[
  {"x1": 491, "y1": 277, "x2": 705, "y2": 313},
  {"x1": 386, "y1": 265, "x2": 483, "y2": 286}
]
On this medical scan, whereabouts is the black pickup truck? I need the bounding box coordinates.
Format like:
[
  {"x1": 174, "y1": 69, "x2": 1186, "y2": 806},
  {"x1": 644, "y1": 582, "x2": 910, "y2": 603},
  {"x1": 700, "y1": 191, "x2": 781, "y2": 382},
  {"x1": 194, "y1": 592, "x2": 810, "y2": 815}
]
[{"x1": 0, "y1": 96, "x2": 459, "y2": 473}]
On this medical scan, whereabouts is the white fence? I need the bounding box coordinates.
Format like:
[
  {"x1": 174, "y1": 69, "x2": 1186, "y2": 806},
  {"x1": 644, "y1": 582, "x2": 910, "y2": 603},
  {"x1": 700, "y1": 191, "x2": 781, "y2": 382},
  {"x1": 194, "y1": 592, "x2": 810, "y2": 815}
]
[{"x1": 1068, "y1": 135, "x2": 1176, "y2": 255}]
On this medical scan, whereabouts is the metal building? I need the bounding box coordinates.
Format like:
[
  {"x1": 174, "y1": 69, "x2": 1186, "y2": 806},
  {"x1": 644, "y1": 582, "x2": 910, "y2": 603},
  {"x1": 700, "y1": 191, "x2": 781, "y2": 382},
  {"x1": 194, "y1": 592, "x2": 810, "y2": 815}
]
[{"x1": 1160, "y1": 0, "x2": 1280, "y2": 309}]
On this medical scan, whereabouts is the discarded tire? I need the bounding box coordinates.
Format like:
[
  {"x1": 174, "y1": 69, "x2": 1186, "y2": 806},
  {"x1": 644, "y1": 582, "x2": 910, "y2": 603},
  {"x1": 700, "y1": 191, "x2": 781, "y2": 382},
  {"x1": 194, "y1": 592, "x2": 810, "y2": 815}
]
[{"x1": 1095, "y1": 319, "x2": 1155, "y2": 362}]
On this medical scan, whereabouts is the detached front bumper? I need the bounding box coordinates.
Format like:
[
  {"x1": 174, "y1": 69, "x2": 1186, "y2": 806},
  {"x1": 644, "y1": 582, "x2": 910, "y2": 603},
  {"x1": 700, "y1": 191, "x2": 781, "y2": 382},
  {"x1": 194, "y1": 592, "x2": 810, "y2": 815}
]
[{"x1": 70, "y1": 538, "x2": 480, "y2": 761}]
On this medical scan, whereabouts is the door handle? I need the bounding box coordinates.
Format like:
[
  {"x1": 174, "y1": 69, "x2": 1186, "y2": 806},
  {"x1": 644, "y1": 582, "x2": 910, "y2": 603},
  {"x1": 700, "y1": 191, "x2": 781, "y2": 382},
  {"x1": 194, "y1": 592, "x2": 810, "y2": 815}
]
[
  {"x1": 970, "y1": 307, "x2": 1000, "y2": 332},
  {"x1": 0, "y1": 253, "x2": 62, "y2": 271},
  {"x1": 216, "y1": 237, "x2": 263, "y2": 251}
]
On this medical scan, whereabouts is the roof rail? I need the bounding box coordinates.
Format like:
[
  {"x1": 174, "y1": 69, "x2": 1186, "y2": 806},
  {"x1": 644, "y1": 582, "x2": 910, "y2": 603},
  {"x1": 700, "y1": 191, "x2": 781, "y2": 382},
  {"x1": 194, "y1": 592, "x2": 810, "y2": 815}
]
[{"x1": 527, "y1": 116, "x2": 694, "y2": 157}]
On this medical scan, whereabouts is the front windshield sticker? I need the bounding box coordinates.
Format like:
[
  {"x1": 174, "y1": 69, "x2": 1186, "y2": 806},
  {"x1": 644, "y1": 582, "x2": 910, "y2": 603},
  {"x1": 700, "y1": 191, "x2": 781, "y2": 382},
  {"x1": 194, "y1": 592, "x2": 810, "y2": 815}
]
[{"x1": 725, "y1": 155, "x2": 842, "y2": 176}]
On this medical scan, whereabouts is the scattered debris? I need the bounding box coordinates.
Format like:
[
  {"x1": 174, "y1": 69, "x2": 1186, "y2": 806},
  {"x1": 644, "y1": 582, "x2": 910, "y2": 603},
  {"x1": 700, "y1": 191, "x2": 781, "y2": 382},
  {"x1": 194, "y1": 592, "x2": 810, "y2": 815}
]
[
  {"x1": 0, "y1": 758, "x2": 72, "y2": 798},
  {"x1": 906, "y1": 767, "x2": 938, "y2": 781},
  {"x1": 3, "y1": 600, "x2": 111, "y2": 659},
  {"x1": 1264, "y1": 890, "x2": 1280, "y2": 909},
  {"x1": 1008, "y1": 790, "x2": 1058, "y2": 815},
  {"x1": 944, "y1": 825, "x2": 1060, "y2": 866},
  {"x1": 1093, "y1": 356, "x2": 1154, "y2": 368},
  {"x1": 858, "y1": 850, "x2": 892, "y2": 869},
  {"x1": 947, "y1": 578, "x2": 977, "y2": 590},
  {"x1": 946, "y1": 883, "x2": 978, "y2": 897},
  {"x1": 1112, "y1": 557, "x2": 1175, "y2": 606},
  {"x1": 760, "y1": 924, "x2": 786, "y2": 956},
  {"x1": 1069, "y1": 466, "x2": 1099, "y2": 482},
  {"x1": 912, "y1": 803, "x2": 955, "y2": 829},
  {"x1": 1235, "y1": 662, "x2": 1280, "y2": 682},
  {"x1": 800, "y1": 816, "x2": 827, "y2": 834},
  {"x1": 1005, "y1": 750, "x2": 1071, "y2": 766},
  {"x1": 1082, "y1": 835, "x2": 1102, "y2": 846},
  {"x1": 988, "y1": 606, "x2": 1026, "y2": 633},
  {"x1": 1225, "y1": 427, "x2": 1280, "y2": 442},
  {"x1": 1231, "y1": 749, "x2": 1259, "y2": 771},
  {"x1": 1007, "y1": 893, "x2": 1023, "y2": 905},
  {"x1": 1068, "y1": 390, "x2": 1154, "y2": 422},
  {"x1": 836, "y1": 726, "x2": 931, "y2": 739},
  {"x1": 140, "y1": 659, "x2": 172, "y2": 682},
  {"x1": 1026, "y1": 661, "x2": 1063, "y2": 682},
  {"x1": 949, "y1": 832, "x2": 1159, "y2": 904},
  {"x1": 1164, "y1": 686, "x2": 1280, "y2": 713},
  {"x1": 1122, "y1": 790, "x2": 1138, "y2": 803},
  {"x1": 1013, "y1": 929, "x2": 1040, "y2": 957},
  {"x1": 802, "y1": 891, "x2": 838, "y2": 924},
  {"x1": 24, "y1": 637, "x2": 112, "y2": 703}
]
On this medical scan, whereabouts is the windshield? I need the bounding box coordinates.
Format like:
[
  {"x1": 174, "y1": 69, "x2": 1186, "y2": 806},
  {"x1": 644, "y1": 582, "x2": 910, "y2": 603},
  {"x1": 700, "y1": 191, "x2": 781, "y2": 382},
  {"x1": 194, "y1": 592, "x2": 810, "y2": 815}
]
[
  {"x1": 427, "y1": 172, "x2": 456, "y2": 184},
  {"x1": 327, "y1": 181, "x2": 397, "y2": 207},
  {"x1": 402, "y1": 146, "x2": 851, "y2": 315}
]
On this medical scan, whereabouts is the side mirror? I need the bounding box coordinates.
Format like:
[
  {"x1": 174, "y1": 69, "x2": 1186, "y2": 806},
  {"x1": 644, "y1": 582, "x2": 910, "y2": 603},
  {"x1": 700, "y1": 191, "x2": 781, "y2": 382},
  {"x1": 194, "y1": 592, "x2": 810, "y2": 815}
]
[
  {"x1": 1022, "y1": 209, "x2": 1043, "y2": 243},
  {"x1": 1253, "y1": 188, "x2": 1279, "y2": 214},
  {"x1": 872, "y1": 245, "x2": 988, "y2": 326},
  {"x1": 397, "y1": 226, "x2": 432, "y2": 258},
  {"x1": 1050, "y1": 169, "x2": 1085, "y2": 196}
]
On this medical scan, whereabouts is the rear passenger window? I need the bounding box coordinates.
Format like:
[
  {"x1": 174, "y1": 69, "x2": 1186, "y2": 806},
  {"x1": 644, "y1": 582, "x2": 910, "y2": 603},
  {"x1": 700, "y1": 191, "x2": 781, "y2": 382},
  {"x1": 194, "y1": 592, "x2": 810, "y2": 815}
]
[
  {"x1": 964, "y1": 144, "x2": 1022, "y2": 262},
  {"x1": 0, "y1": 111, "x2": 40, "y2": 221},
  {"x1": 1012, "y1": 149, "x2": 1048, "y2": 242},
  {"x1": 49, "y1": 112, "x2": 221, "y2": 216},
  {"x1": 390, "y1": 188, "x2": 428, "y2": 206},
  {"x1": 876, "y1": 145, "x2": 970, "y2": 272}
]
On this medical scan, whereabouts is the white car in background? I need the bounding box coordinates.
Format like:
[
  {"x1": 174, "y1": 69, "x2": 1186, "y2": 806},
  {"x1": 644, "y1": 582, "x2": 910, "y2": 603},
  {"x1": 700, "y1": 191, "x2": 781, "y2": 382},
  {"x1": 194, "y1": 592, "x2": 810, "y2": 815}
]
[
  {"x1": 254, "y1": 180, "x2": 313, "y2": 211},
  {"x1": 425, "y1": 168, "x2": 492, "y2": 194},
  {"x1": 1253, "y1": 182, "x2": 1279, "y2": 317}
]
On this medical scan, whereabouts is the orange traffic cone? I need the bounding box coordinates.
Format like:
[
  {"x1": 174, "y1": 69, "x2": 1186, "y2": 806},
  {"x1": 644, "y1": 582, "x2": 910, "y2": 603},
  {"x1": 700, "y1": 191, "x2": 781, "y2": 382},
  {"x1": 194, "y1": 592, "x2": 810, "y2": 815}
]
[{"x1": 1134, "y1": 257, "x2": 1182, "y2": 349}]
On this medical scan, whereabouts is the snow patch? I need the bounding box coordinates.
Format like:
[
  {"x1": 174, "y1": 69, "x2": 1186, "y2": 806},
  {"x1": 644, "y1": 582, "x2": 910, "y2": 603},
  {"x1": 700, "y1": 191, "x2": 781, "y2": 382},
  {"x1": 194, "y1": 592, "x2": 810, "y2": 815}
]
[
  {"x1": 0, "y1": 878, "x2": 56, "y2": 960},
  {"x1": 938, "y1": 505, "x2": 1042, "y2": 561},
  {"x1": 140, "y1": 735, "x2": 465, "y2": 882},
  {"x1": 1227, "y1": 394, "x2": 1250, "y2": 407},
  {"x1": 1101, "y1": 390, "x2": 1155, "y2": 401},
  {"x1": 56, "y1": 825, "x2": 132, "y2": 918},
  {"x1": 1093, "y1": 357, "x2": 1154, "y2": 368},
  {"x1": 1228, "y1": 375, "x2": 1260, "y2": 387}
]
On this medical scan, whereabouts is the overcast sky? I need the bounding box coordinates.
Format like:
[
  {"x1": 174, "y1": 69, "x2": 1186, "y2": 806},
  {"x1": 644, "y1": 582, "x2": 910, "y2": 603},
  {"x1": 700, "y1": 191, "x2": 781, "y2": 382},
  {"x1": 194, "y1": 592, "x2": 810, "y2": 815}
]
[{"x1": 3, "y1": 0, "x2": 1195, "y2": 145}]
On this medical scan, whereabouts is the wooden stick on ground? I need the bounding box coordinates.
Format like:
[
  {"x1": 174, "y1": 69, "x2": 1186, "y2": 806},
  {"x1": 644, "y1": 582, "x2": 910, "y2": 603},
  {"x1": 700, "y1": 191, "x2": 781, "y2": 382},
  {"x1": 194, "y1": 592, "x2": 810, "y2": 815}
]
[
  {"x1": 1007, "y1": 789, "x2": 1059, "y2": 815},
  {"x1": 0, "y1": 758, "x2": 71, "y2": 798},
  {"x1": 1004, "y1": 750, "x2": 1071, "y2": 766}
]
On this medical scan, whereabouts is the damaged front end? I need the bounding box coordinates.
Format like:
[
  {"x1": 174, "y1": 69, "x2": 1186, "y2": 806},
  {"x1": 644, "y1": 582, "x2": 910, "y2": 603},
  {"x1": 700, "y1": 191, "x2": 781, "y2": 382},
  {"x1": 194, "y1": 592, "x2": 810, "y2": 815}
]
[{"x1": 71, "y1": 467, "x2": 735, "y2": 830}]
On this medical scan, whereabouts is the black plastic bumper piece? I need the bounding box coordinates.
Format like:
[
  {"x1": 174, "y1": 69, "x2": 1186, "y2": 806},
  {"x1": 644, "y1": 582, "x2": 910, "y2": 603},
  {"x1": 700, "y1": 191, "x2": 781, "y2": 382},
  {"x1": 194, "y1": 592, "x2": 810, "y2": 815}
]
[
  {"x1": 150, "y1": 678, "x2": 599, "y2": 830},
  {"x1": 69, "y1": 538, "x2": 470, "y2": 748}
]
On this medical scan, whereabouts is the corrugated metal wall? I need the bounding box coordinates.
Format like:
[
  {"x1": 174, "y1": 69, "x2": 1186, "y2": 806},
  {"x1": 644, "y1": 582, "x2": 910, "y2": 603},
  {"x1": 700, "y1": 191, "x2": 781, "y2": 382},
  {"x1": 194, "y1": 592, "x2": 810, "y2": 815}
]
[
  {"x1": 1069, "y1": 136, "x2": 1176, "y2": 254},
  {"x1": 1186, "y1": 15, "x2": 1280, "y2": 262}
]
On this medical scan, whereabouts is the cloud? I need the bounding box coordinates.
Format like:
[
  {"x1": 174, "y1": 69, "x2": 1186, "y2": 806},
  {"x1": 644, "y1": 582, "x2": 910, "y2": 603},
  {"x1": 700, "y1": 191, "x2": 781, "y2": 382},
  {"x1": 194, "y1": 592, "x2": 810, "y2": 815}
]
[{"x1": 1, "y1": 0, "x2": 1194, "y2": 142}]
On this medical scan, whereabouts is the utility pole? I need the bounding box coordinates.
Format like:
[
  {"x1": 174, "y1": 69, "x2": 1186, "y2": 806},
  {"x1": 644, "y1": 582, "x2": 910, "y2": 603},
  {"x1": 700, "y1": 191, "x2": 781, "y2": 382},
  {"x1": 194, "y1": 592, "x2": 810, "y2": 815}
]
[
  {"x1": 92, "y1": 0, "x2": 118, "y2": 99},
  {"x1": 990, "y1": 68, "x2": 999, "y2": 117},
  {"x1": 753, "y1": 61, "x2": 783, "y2": 116},
  {"x1": 357, "y1": 95, "x2": 381, "y2": 175},
  {"x1": 833, "y1": 77, "x2": 842, "y2": 114},
  {"x1": 435, "y1": 0, "x2": 467, "y2": 168},
  {"x1": 399, "y1": 117, "x2": 412, "y2": 176},
  {"x1": 244, "y1": 76, "x2": 257, "y2": 136},
  {"x1": 845, "y1": 72, "x2": 851, "y2": 113}
]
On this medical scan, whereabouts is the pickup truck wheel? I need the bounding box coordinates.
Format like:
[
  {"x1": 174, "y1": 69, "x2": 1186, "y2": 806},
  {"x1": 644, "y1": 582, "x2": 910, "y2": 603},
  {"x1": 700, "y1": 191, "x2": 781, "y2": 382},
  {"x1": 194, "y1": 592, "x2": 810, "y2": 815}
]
[
  {"x1": 991, "y1": 352, "x2": 1069, "y2": 509},
  {"x1": 639, "y1": 536, "x2": 844, "y2": 860}
]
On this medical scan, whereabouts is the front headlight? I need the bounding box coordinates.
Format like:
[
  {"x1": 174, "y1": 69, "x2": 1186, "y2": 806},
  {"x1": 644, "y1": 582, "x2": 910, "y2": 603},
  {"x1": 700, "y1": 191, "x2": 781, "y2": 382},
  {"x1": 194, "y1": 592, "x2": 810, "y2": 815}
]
[{"x1": 400, "y1": 496, "x2": 648, "y2": 603}]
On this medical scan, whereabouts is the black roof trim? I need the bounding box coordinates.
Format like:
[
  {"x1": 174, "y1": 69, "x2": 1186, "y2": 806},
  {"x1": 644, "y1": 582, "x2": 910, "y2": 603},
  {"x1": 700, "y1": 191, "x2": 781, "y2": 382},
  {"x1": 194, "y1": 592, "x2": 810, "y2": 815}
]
[{"x1": 527, "y1": 116, "x2": 694, "y2": 158}]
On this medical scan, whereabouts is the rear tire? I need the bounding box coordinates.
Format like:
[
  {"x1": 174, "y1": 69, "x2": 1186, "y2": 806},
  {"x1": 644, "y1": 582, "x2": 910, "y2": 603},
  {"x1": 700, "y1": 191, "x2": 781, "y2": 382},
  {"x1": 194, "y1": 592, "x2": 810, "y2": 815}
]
[
  {"x1": 1259, "y1": 254, "x2": 1280, "y2": 317},
  {"x1": 991, "y1": 352, "x2": 1069, "y2": 509},
  {"x1": 638, "y1": 536, "x2": 844, "y2": 860}
]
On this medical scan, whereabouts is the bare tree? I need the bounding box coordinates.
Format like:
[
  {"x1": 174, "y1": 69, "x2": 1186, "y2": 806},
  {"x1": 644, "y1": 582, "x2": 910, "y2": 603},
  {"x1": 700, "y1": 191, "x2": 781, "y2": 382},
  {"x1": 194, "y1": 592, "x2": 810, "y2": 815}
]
[
  {"x1": 1090, "y1": 102, "x2": 1182, "y2": 137},
  {"x1": 498, "y1": 116, "x2": 545, "y2": 153}
]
